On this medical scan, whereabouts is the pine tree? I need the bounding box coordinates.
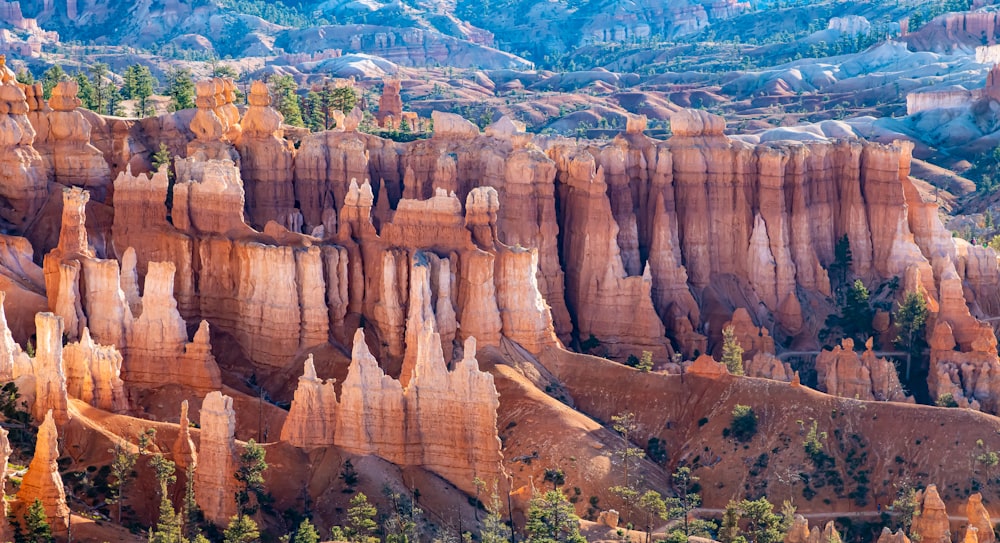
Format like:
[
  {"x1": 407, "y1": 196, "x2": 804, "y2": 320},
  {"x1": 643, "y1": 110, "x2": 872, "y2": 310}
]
[
  {"x1": 637, "y1": 350, "x2": 654, "y2": 372},
  {"x1": 346, "y1": 493, "x2": 378, "y2": 543},
  {"x1": 166, "y1": 68, "x2": 196, "y2": 111},
  {"x1": 41, "y1": 65, "x2": 65, "y2": 100},
  {"x1": 269, "y1": 75, "x2": 304, "y2": 127},
  {"x1": 108, "y1": 439, "x2": 137, "y2": 524},
  {"x1": 223, "y1": 515, "x2": 261, "y2": 543},
  {"x1": 183, "y1": 464, "x2": 201, "y2": 540},
  {"x1": 292, "y1": 518, "x2": 320, "y2": 543},
  {"x1": 894, "y1": 291, "x2": 929, "y2": 380},
  {"x1": 75, "y1": 72, "x2": 95, "y2": 110},
  {"x1": 718, "y1": 501, "x2": 744, "y2": 543},
  {"x1": 721, "y1": 325, "x2": 744, "y2": 376},
  {"x1": 23, "y1": 499, "x2": 53, "y2": 543},
  {"x1": 305, "y1": 91, "x2": 324, "y2": 132},
  {"x1": 525, "y1": 491, "x2": 586, "y2": 543},
  {"x1": 124, "y1": 64, "x2": 156, "y2": 117},
  {"x1": 15, "y1": 68, "x2": 33, "y2": 85},
  {"x1": 480, "y1": 483, "x2": 511, "y2": 543},
  {"x1": 235, "y1": 440, "x2": 268, "y2": 520},
  {"x1": 88, "y1": 62, "x2": 109, "y2": 114}
]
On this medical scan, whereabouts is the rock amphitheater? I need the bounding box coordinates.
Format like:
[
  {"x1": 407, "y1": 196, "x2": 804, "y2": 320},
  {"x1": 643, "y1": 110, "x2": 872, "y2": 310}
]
[{"x1": 1, "y1": 59, "x2": 1000, "y2": 540}]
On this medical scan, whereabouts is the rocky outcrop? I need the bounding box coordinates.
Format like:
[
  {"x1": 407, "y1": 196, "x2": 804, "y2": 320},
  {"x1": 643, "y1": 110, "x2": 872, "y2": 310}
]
[
  {"x1": 280, "y1": 355, "x2": 338, "y2": 448},
  {"x1": 911, "y1": 485, "x2": 951, "y2": 543},
  {"x1": 284, "y1": 328, "x2": 504, "y2": 497},
  {"x1": 495, "y1": 245, "x2": 559, "y2": 354},
  {"x1": 172, "y1": 158, "x2": 253, "y2": 236},
  {"x1": 34, "y1": 80, "x2": 110, "y2": 199},
  {"x1": 62, "y1": 328, "x2": 126, "y2": 412},
  {"x1": 0, "y1": 75, "x2": 46, "y2": 230},
  {"x1": 785, "y1": 515, "x2": 810, "y2": 543},
  {"x1": 42, "y1": 187, "x2": 92, "y2": 340},
  {"x1": 967, "y1": 493, "x2": 994, "y2": 543},
  {"x1": 927, "y1": 321, "x2": 1000, "y2": 412},
  {"x1": 814, "y1": 339, "x2": 910, "y2": 402},
  {"x1": 30, "y1": 313, "x2": 68, "y2": 426},
  {"x1": 18, "y1": 410, "x2": 69, "y2": 532},
  {"x1": 173, "y1": 400, "x2": 197, "y2": 472},
  {"x1": 0, "y1": 291, "x2": 32, "y2": 381},
  {"x1": 377, "y1": 78, "x2": 403, "y2": 127},
  {"x1": 187, "y1": 78, "x2": 239, "y2": 163},
  {"x1": 194, "y1": 391, "x2": 238, "y2": 526},
  {"x1": 877, "y1": 528, "x2": 912, "y2": 543},
  {"x1": 125, "y1": 262, "x2": 221, "y2": 393},
  {"x1": 553, "y1": 148, "x2": 666, "y2": 361},
  {"x1": 238, "y1": 80, "x2": 296, "y2": 229}
]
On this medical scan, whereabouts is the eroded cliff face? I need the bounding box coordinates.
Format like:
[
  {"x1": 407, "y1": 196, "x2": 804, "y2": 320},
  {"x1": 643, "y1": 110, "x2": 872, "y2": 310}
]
[
  {"x1": 9, "y1": 79, "x2": 1000, "y2": 523},
  {"x1": 19, "y1": 89, "x2": 1000, "y2": 391}
]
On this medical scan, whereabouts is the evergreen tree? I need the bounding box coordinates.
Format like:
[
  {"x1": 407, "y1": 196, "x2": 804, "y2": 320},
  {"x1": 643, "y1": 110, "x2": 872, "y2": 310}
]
[
  {"x1": 166, "y1": 68, "x2": 196, "y2": 111},
  {"x1": 88, "y1": 62, "x2": 109, "y2": 114},
  {"x1": 149, "y1": 454, "x2": 181, "y2": 543},
  {"x1": 829, "y1": 235, "x2": 853, "y2": 286},
  {"x1": 75, "y1": 72, "x2": 95, "y2": 110},
  {"x1": 20, "y1": 498, "x2": 53, "y2": 543},
  {"x1": 665, "y1": 466, "x2": 704, "y2": 536},
  {"x1": 382, "y1": 486, "x2": 421, "y2": 543},
  {"x1": 305, "y1": 91, "x2": 324, "y2": 132},
  {"x1": 235, "y1": 439, "x2": 268, "y2": 520},
  {"x1": 525, "y1": 490, "x2": 586, "y2": 543},
  {"x1": 269, "y1": 75, "x2": 304, "y2": 127},
  {"x1": 638, "y1": 491, "x2": 667, "y2": 543},
  {"x1": 738, "y1": 498, "x2": 784, "y2": 543},
  {"x1": 480, "y1": 483, "x2": 511, "y2": 543},
  {"x1": 328, "y1": 85, "x2": 358, "y2": 115},
  {"x1": 183, "y1": 464, "x2": 201, "y2": 541},
  {"x1": 721, "y1": 325, "x2": 744, "y2": 376},
  {"x1": 636, "y1": 350, "x2": 654, "y2": 372},
  {"x1": 609, "y1": 411, "x2": 644, "y2": 521},
  {"x1": 41, "y1": 65, "x2": 65, "y2": 100},
  {"x1": 346, "y1": 493, "x2": 378, "y2": 543},
  {"x1": 718, "y1": 501, "x2": 744, "y2": 543},
  {"x1": 223, "y1": 515, "x2": 261, "y2": 543},
  {"x1": 108, "y1": 439, "x2": 137, "y2": 524},
  {"x1": 15, "y1": 68, "x2": 33, "y2": 85},
  {"x1": 292, "y1": 518, "x2": 320, "y2": 543},
  {"x1": 894, "y1": 291, "x2": 929, "y2": 380},
  {"x1": 123, "y1": 64, "x2": 156, "y2": 117},
  {"x1": 825, "y1": 279, "x2": 875, "y2": 345}
]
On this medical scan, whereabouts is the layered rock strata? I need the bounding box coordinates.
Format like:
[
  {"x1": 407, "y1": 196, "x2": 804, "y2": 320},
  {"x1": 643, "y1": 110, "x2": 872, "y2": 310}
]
[
  {"x1": 18, "y1": 410, "x2": 69, "y2": 532},
  {"x1": 814, "y1": 339, "x2": 910, "y2": 402},
  {"x1": 0, "y1": 75, "x2": 46, "y2": 230},
  {"x1": 194, "y1": 391, "x2": 239, "y2": 526},
  {"x1": 283, "y1": 328, "x2": 504, "y2": 497},
  {"x1": 33, "y1": 80, "x2": 110, "y2": 199}
]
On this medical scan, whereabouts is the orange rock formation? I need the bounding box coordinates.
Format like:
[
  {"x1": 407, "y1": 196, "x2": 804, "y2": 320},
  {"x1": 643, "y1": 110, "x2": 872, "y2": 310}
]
[{"x1": 18, "y1": 410, "x2": 69, "y2": 532}]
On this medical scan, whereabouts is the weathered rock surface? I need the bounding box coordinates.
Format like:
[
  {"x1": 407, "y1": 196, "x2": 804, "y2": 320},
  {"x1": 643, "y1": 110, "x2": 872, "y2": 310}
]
[
  {"x1": 18, "y1": 410, "x2": 69, "y2": 532},
  {"x1": 912, "y1": 485, "x2": 951, "y2": 543},
  {"x1": 239, "y1": 81, "x2": 296, "y2": 228},
  {"x1": 194, "y1": 391, "x2": 239, "y2": 526},
  {"x1": 815, "y1": 339, "x2": 910, "y2": 402},
  {"x1": 0, "y1": 77, "x2": 46, "y2": 230},
  {"x1": 125, "y1": 262, "x2": 222, "y2": 393},
  {"x1": 877, "y1": 528, "x2": 912, "y2": 543},
  {"x1": 173, "y1": 399, "x2": 198, "y2": 472},
  {"x1": 967, "y1": 493, "x2": 994, "y2": 543},
  {"x1": 34, "y1": 80, "x2": 110, "y2": 199},
  {"x1": 30, "y1": 313, "x2": 68, "y2": 426},
  {"x1": 284, "y1": 328, "x2": 504, "y2": 497},
  {"x1": 62, "y1": 328, "x2": 126, "y2": 412}
]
